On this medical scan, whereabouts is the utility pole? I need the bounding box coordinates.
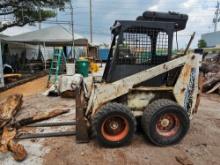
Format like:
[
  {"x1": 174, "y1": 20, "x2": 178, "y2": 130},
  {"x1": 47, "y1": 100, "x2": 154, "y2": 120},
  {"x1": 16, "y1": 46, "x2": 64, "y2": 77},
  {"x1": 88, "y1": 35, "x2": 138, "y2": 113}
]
[
  {"x1": 38, "y1": 4, "x2": 42, "y2": 30},
  {"x1": 38, "y1": 4, "x2": 42, "y2": 64},
  {"x1": 213, "y1": 1, "x2": 220, "y2": 32},
  {"x1": 70, "y1": 1, "x2": 75, "y2": 60},
  {"x1": 89, "y1": 0, "x2": 93, "y2": 43},
  {"x1": 0, "y1": 39, "x2": 4, "y2": 88}
]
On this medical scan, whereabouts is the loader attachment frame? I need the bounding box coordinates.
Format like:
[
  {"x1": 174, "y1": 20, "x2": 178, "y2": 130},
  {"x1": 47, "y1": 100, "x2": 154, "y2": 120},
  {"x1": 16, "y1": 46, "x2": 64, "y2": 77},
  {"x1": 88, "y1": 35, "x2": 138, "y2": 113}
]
[{"x1": 75, "y1": 87, "x2": 89, "y2": 143}]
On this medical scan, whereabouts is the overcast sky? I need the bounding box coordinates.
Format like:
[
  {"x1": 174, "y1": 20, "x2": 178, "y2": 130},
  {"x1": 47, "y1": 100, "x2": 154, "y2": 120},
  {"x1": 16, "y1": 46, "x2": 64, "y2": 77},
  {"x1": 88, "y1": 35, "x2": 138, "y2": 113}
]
[{"x1": 2, "y1": 0, "x2": 219, "y2": 48}]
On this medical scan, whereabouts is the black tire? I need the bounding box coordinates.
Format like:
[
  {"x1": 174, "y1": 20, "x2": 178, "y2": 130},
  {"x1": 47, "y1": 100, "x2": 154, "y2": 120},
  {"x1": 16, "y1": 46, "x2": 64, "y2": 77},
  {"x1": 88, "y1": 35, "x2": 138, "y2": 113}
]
[
  {"x1": 141, "y1": 99, "x2": 190, "y2": 146},
  {"x1": 92, "y1": 103, "x2": 136, "y2": 147}
]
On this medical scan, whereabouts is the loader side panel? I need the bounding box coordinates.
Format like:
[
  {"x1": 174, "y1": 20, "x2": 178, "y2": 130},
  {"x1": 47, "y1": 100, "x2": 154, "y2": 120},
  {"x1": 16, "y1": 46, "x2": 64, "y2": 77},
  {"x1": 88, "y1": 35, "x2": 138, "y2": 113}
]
[{"x1": 173, "y1": 54, "x2": 202, "y2": 116}]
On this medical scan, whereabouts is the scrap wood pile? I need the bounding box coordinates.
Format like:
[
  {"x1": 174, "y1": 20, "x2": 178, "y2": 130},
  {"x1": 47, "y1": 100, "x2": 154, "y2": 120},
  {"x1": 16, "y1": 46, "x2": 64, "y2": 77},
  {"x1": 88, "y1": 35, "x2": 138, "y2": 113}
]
[
  {"x1": 201, "y1": 54, "x2": 220, "y2": 95},
  {"x1": 0, "y1": 94, "x2": 70, "y2": 161}
]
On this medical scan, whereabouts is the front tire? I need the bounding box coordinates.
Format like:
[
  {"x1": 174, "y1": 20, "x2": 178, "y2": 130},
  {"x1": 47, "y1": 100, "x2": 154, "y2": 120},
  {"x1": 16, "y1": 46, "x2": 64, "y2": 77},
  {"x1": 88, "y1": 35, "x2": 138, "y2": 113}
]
[
  {"x1": 141, "y1": 99, "x2": 190, "y2": 146},
  {"x1": 92, "y1": 103, "x2": 136, "y2": 147}
]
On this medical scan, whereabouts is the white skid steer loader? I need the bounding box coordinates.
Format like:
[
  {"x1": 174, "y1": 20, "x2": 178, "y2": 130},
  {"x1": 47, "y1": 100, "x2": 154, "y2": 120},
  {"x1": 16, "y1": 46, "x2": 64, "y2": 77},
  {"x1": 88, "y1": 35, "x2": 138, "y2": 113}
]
[{"x1": 75, "y1": 11, "x2": 203, "y2": 147}]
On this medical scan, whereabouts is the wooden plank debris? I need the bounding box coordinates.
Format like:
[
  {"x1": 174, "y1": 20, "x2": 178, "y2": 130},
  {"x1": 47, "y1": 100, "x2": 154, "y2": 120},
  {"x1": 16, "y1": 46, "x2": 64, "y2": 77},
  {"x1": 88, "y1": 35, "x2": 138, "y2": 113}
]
[{"x1": 0, "y1": 94, "x2": 70, "y2": 162}]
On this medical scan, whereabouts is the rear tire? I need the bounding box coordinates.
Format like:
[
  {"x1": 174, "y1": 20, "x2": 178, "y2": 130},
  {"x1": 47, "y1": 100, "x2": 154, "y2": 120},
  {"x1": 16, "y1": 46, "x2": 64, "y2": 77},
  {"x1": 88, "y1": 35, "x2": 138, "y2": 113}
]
[
  {"x1": 92, "y1": 103, "x2": 136, "y2": 147},
  {"x1": 141, "y1": 99, "x2": 190, "y2": 146}
]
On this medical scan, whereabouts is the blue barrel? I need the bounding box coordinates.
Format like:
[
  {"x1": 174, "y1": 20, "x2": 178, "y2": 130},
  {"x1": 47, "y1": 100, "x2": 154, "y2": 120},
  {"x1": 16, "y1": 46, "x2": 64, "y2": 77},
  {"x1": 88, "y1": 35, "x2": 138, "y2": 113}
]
[{"x1": 99, "y1": 48, "x2": 109, "y2": 61}]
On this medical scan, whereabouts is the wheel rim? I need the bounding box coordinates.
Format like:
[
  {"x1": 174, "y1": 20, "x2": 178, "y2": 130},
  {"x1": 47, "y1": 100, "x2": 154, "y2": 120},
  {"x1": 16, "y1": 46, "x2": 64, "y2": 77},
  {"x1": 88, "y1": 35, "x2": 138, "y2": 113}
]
[
  {"x1": 101, "y1": 116, "x2": 129, "y2": 142},
  {"x1": 156, "y1": 113, "x2": 180, "y2": 137}
]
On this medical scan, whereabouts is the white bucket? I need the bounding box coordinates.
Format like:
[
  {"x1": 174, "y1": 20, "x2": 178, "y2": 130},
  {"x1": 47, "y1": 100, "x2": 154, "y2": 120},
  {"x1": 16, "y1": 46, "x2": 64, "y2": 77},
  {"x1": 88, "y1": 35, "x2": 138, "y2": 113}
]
[{"x1": 66, "y1": 63, "x2": 75, "y2": 75}]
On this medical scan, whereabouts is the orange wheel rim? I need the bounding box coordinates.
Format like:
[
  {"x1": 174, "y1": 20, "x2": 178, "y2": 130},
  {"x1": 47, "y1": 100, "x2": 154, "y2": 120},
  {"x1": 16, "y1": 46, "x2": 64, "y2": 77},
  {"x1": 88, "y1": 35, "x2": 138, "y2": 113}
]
[
  {"x1": 156, "y1": 113, "x2": 180, "y2": 137},
  {"x1": 101, "y1": 116, "x2": 129, "y2": 142}
]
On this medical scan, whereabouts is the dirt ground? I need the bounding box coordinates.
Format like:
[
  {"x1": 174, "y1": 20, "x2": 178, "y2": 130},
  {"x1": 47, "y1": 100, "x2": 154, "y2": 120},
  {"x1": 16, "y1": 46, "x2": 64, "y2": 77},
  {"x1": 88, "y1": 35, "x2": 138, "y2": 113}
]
[
  {"x1": 1, "y1": 93, "x2": 220, "y2": 165},
  {"x1": 0, "y1": 76, "x2": 48, "y2": 101}
]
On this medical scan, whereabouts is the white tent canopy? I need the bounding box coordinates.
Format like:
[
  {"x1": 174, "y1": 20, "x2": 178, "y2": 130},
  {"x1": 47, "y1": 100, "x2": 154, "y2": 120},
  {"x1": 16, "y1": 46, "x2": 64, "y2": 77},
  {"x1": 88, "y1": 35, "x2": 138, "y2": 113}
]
[{"x1": 4, "y1": 26, "x2": 88, "y2": 46}]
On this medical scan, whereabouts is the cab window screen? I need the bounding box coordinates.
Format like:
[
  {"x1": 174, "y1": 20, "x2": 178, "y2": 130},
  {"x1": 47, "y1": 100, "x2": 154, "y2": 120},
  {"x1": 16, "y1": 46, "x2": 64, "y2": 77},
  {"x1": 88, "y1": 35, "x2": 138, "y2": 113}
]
[{"x1": 117, "y1": 27, "x2": 169, "y2": 65}]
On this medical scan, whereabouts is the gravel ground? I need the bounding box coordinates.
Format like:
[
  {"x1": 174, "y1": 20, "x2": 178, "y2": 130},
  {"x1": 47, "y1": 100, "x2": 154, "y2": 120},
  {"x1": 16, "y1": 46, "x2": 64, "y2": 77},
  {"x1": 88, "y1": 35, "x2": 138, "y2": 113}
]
[{"x1": 1, "y1": 94, "x2": 220, "y2": 165}]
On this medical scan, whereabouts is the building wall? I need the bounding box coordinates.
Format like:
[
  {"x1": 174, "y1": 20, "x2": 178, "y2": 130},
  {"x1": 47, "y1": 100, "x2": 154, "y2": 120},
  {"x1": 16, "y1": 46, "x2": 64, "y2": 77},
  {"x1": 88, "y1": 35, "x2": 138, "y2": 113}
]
[{"x1": 202, "y1": 31, "x2": 220, "y2": 47}]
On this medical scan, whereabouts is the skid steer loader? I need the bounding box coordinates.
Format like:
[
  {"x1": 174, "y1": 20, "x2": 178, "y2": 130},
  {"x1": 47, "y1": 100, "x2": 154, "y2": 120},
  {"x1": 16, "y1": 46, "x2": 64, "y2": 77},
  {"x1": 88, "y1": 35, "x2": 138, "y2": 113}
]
[{"x1": 75, "y1": 11, "x2": 202, "y2": 147}]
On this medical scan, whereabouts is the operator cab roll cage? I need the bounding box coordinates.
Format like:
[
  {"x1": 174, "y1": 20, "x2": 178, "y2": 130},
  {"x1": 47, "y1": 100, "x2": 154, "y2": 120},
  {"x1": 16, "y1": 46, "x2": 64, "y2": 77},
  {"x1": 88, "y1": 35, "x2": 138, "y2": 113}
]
[{"x1": 103, "y1": 12, "x2": 188, "y2": 86}]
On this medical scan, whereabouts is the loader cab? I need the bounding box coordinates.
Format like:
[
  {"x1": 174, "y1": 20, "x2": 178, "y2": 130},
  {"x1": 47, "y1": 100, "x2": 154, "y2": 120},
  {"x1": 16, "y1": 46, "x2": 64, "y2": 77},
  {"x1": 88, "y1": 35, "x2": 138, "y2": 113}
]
[{"x1": 103, "y1": 11, "x2": 188, "y2": 86}]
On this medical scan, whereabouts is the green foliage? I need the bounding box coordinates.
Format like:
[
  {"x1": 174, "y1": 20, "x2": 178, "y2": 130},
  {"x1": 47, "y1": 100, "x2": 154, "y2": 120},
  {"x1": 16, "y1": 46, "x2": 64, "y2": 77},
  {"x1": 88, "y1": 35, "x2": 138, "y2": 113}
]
[
  {"x1": 0, "y1": 0, "x2": 70, "y2": 32},
  {"x1": 198, "y1": 39, "x2": 207, "y2": 48}
]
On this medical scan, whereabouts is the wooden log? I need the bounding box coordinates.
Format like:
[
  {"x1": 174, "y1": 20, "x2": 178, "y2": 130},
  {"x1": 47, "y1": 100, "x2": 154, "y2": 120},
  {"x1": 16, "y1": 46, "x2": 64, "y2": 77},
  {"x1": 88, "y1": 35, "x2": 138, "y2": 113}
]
[
  {"x1": 207, "y1": 82, "x2": 220, "y2": 94},
  {"x1": 8, "y1": 140, "x2": 27, "y2": 161},
  {"x1": 0, "y1": 94, "x2": 23, "y2": 128},
  {"x1": 200, "y1": 63, "x2": 220, "y2": 74},
  {"x1": 0, "y1": 127, "x2": 16, "y2": 153},
  {"x1": 203, "y1": 72, "x2": 220, "y2": 92},
  {"x1": 0, "y1": 127, "x2": 27, "y2": 161},
  {"x1": 13, "y1": 108, "x2": 70, "y2": 128},
  {"x1": 175, "y1": 155, "x2": 193, "y2": 165}
]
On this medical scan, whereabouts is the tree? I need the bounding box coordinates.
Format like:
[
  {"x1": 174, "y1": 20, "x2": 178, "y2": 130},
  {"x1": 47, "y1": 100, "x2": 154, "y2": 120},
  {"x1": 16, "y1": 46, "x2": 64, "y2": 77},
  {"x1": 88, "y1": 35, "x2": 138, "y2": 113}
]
[
  {"x1": 198, "y1": 39, "x2": 207, "y2": 48},
  {"x1": 0, "y1": 0, "x2": 70, "y2": 32}
]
